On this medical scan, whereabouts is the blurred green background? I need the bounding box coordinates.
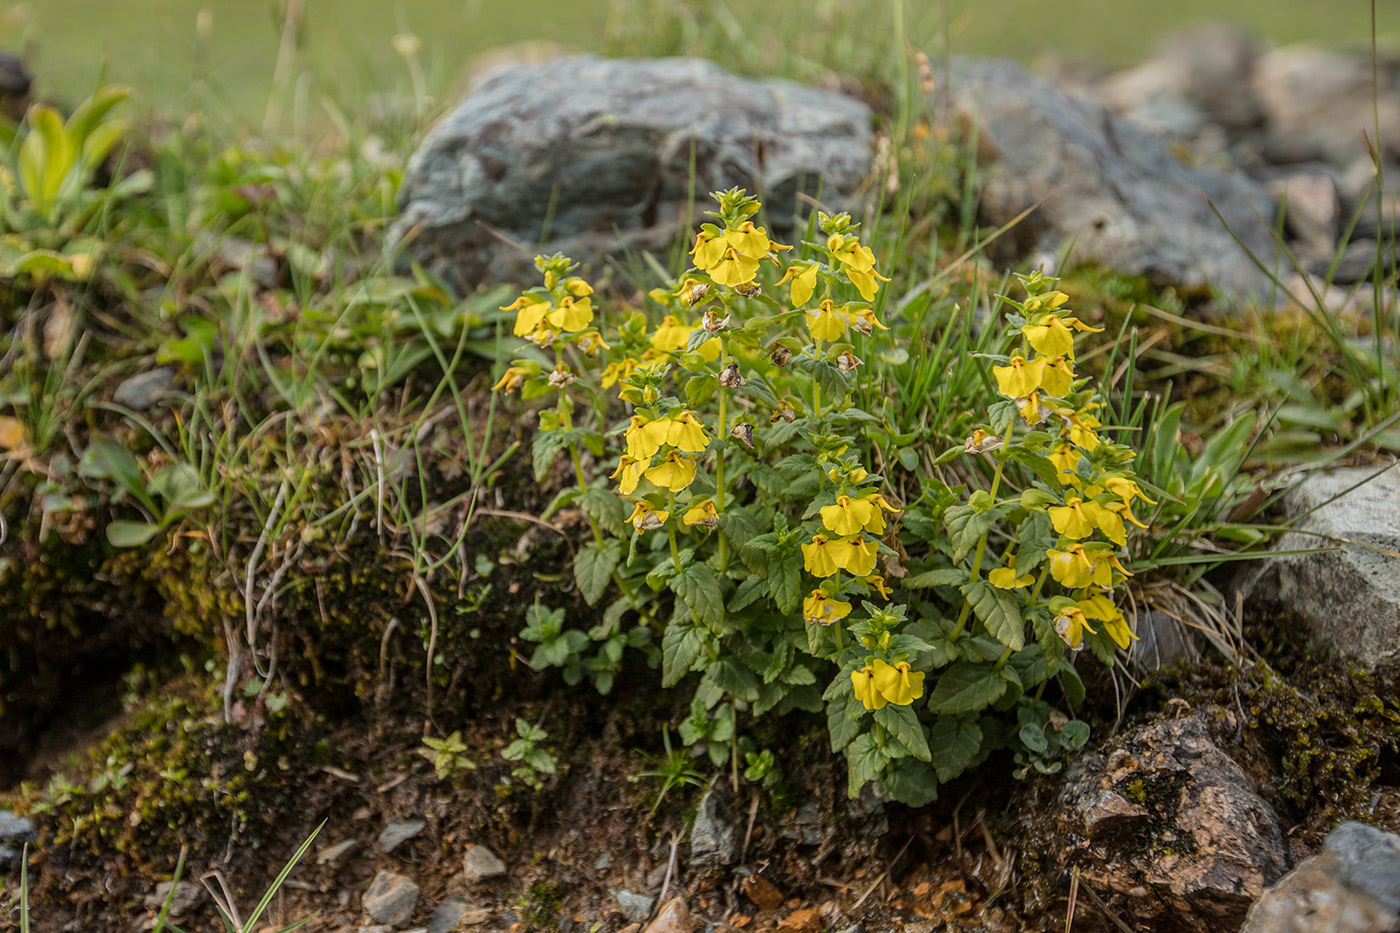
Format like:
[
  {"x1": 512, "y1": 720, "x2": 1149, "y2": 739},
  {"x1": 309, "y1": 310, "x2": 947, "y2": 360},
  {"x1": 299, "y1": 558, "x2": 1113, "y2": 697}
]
[{"x1": 5, "y1": 0, "x2": 1397, "y2": 129}]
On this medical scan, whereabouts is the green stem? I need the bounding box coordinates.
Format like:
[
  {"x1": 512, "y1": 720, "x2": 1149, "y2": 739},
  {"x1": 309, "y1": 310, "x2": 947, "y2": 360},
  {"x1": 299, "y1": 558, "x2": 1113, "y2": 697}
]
[
  {"x1": 715, "y1": 311, "x2": 731, "y2": 570},
  {"x1": 993, "y1": 645, "x2": 1014, "y2": 670},
  {"x1": 951, "y1": 420, "x2": 1018, "y2": 640},
  {"x1": 667, "y1": 489, "x2": 681, "y2": 571}
]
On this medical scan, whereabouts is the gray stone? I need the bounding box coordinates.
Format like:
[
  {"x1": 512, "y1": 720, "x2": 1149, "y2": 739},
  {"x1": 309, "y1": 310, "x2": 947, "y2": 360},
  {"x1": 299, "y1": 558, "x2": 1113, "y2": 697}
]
[
  {"x1": 1270, "y1": 173, "x2": 1341, "y2": 260},
  {"x1": 112, "y1": 367, "x2": 176, "y2": 411},
  {"x1": 363, "y1": 870, "x2": 420, "y2": 927},
  {"x1": 615, "y1": 890, "x2": 656, "y2": 923},
  {"x1": 1129, "y1": 610, "x2": 1199, "y2": 673},
  {"x1": 427, "y1": 896, "x2": 470, "y2": 933},
  {"x1": 1241, "y1": 822, "x2": 1400, "y2": 933},
  {"x1": 947, "y1": 57, "x2": 1280, "y2": 302},
  {"x1": 689, "y1": 783, "x2": 739, "y2": 868},
  {"x1": 1253, "y1": 46, "x2": 1400, "y2": 167},
  {"x1": 461, "y1": 844, "x2": 506, "y2": 883},
  {"x1": 144, "y1": 880, "x2": 201, "y2": 917},
  {"x1": 1235, "y1": 465, "x2": 1400, "y2": 681},
  {"x1": 379, "y1": 818, "x2": 427, "y2": 853},
  {"x1": 316, "y1": 838, "x2": 361, "y2": 868},
  {"x1": 359, "y1": 927, "x2": 396, "y2": 933},
  {"x1": 1308, "y1": 238, "x2": 1396, "y2": 285},
  {"x1": 390, "y1": 55, "x2": 873, "y2": 291},
  {"x1": 0, "y1": 809, "x2": 36, "y2": 864},
  {"x1": 1054, "y1": 712, "x2": 1289, "y2": 933}
]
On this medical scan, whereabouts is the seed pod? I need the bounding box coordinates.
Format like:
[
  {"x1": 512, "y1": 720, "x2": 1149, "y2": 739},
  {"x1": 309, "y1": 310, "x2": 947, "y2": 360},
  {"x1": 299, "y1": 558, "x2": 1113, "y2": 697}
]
[
  {"x1": 769, "y1": 344, "x2": 792, "y2": 366},
  {"x1": 730, "y1": 422, "x2": 755, "y2": 448},
  {"x1": 719, "y1": 363, "x2": 745, "y2": 388}
]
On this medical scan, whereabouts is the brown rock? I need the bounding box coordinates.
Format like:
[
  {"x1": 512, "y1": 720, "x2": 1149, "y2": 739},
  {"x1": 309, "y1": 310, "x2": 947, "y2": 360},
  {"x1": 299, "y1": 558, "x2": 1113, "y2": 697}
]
[
  {"x1": 643, "y1": 898, "x2": 695, "y2": 933},
  {"x1": 1055, "y1": 712, "x2": 1288, "y2": 932}
]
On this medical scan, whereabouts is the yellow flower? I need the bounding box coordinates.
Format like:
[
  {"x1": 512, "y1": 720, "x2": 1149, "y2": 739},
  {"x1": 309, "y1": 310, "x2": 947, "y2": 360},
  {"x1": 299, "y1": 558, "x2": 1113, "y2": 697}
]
[
  {"x1": 802, "y1": 534, "x2": 841, "y2": 578},
  {"x1": 845, "y1": 266, "x2": 890, "y2": 302},
  {"x1": 871, "y1": 659, "x2": 925, "y2": 706},
  {"x1": 1049, "y1": 443, "x2": 1082, "y2": 483},
  {"x1": 491, "y1": 366, "x2": 530, "y2": 393},
  {"x1": 1066, "y1": 410, "x2": 1102, "y2": 451},
  {"x1": 1023, "y1": 290, "x2": 1070, "y2": 312},
  {"x1": 651, "y1": 315, "x2": 692, "y2": 353},
  {"x1": 697, "y1": 336, "x2": 723, "y2": 362},
  {"x1": 1016, "y1": 391, "x2": 1044, "y2": 426},
  {"x1": 989, "y1": 557, "x2": 1034, "y2": 589},
  {"x1": 1104, "y1": 476, "x2": 1157, "y2": 506},
  {"x1": 820, "y1": 495, "x2": 878, "y2": 537},
  {"x1": 1079, "y1": 593, "x2": 1136, "y2": 649},
  {"x1": 626, "y1": 500, "x2": 669, "y2": 533},
  {"x1": 993, "y1": 355, "x2": 1047, "y2": 399},
  {"x1": 1048, "y1": 545, "x2": 1131, "y2": 588},
  {"x1": 803, "y1": 591, "x2": 852, "y2": 626},
  {"x1": 867, "y1": 574, "x2": 891, "y2": 599},
  {"x1": 547, "y1": 295, "x2": 594, "y2": 332},
  {"x1": 709, "y1": 247, "x2": 761, "y2": 287},
  {"x1": 1049, "y1": 497, "x2": 1127, "y2": 545},
  {"x1": 504, "y1": 294, "x2": 551, "y2": 338},
  {"x1": 1022, "y1": 313, "x2": 1103, "y2": 360},
  {"x1": 601, "y1": 358, "x2": 637, "y2": 389},
  {"x1": 644, "y1": 451, "x2": 697, "y2": 492},
  {"x1": 851, "y1": 666, "x2": 888, "y2": 710},
  {"x1": 1054, "y1": 606, "x2": 1094, "y2": 650},
  {"x1": 778, "y1": 262, "x2": 820, "y2": 306},
  {"x1": 682, "y1": 499, "x2": 720, "y2": 528},
  {"x1": 691, "y1": 230, "x2": 726, "y2": 270},
  {"x1": 828, "y1": 235, "x2": 889, "y2": 300},
  {"x1": 624, "y1": 415, "x2": 671, "y2": 460},
  {"x1": 610, "y1": 454, "x2": 649, "y2": 495},
  {"x1": 851, "y1": 307, "x2": 889, "y2": 336},
  {"x1": 1039, "y1": 356, "x2": 1075, "y2": 397},
  {"x1": 561, "y1": 276, "x2": 593, "y2": 297},
  {"x1": 576, "y1": 330, "x2": 610, "y2": 356},
  {"x1": 829, "y1": 534, "x2": 877, "y2": 577},
  {"x1": 733, "y1": 221, "x2": 787, "y2": 259},
  {"x1": 666, "y1": 411, "x2": 710, "y2": 452},
  {"x1": 806, "y1": 299, "x2": 848, "y2": 341}
]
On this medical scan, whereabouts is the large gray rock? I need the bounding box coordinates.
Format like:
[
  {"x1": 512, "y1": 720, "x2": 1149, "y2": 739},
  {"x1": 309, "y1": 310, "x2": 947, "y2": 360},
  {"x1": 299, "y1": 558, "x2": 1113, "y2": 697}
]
[
  {"x1": 1055, "y1": 713, "x2": 1289, "y2": 932},
  {"x1": 947, "y1": 57, "x2": 1280, "y2": 301},
  {"x1": 391, "y1": 55, "x2": 873, "y2": 291},
  {"x1": 1236, "y1": 465, "x2": 1400, "y2": 682},
  {"x1": 1252, "y1": 46, "x2": 1400, "y2": 166},
  {"x1": 1241, "y1": 822, "x2": 1400, "y2": 933}
]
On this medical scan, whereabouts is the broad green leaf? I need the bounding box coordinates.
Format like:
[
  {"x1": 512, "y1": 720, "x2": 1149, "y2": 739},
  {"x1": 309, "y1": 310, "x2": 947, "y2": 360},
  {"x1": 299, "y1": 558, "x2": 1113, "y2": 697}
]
[
  {"x1": 944, "y1": 504, "x2": 1000, "y2": 563},
  {"x1": 928, "y1": 662, "x2": 1007, "y2": 714},
  {"x1": 1006, "y1": 447, "x2": 1063, "y2": 488},
  {"x1": 1059, "y1": 661, "x2": 1086, "y2": 707},
  {"x1": 574, "y1": 538, "x2": 623, "y2": 606},
  {"x1": 875, "y1": 704, "x2": 931, "y2": 762},
  {"x1": 769, "y1": 549, "x2": 801, "y2": 614},
  {"x1": 904, "y1": 567, "x2": 966, "y2": 589},
  {"x1": 710, "y1": 659, "x2": 760, "y2": 701},
  {"x1": 880, "y1": 757, "x2": 939, "y2": 806},
  {"x1": 845, "y1": 732, "x2": 888, "y2": 798},
  {"x1": 106, "y1": 519, "x2": 162, "y2": 548},
  {"x1": 674, "y1": 562, "x2": 725, "y2": 633},
  {"x1": 661, "y1": 620, "x2": 709, "y2": 687},
  {"x1": 531, "y1": 429, "x2": 570, "y2": 482},
  {"x1": 929, "y1": 715, "x2": 983, "y2": 783},
  {"x1": 577, "y1": 485, "x2": 627, "y2": 538},
  {"x1": 727, "y1": 575, "x2": 767, "y2": 614},
  {"x1": 962, "y1": 580, "x2": 1025, "y2": 651},
  {"x1": 685, "y1": 373, "x2": 718, "y2": 409},
  {"x1": 87, "y1": 434, "x2": 158, "y2": 513}
]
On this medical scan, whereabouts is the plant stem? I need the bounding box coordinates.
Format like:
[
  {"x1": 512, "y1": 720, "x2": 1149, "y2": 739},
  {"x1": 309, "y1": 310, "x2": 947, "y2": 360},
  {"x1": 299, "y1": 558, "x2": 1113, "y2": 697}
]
[
  {"x1": 951, "y1": 419, "x2": 1018, "y2": 640},
  {"x1": 667, "y1": 489, "x2": 681, "y2": 570}
]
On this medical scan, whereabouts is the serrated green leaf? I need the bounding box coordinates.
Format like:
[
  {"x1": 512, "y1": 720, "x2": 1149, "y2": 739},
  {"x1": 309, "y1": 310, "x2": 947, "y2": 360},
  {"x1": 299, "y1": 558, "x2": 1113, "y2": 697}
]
[
  {"x1": 845, "y1": 732, "x2": 886, "y2": 798},
  {"x1": 661, "y1": 620, "x2": 710, "y2": 687},
  {"x1": 1006, "y1": 447, "x2": 1063, "y2": 488},
  {"x1": 928, "y1": 662, "x2": 1007, "y2": 714},
  {"x1": 577, "y1": 485, "x2": 627, "y2": 537},
  {"x1": 929, "y1": 715, "x2": 983, "y2": 783},
  {"x1": 880, "y1": 757, "x2": 939, "y2": 806},
  {"x1": 875, "y1": 703, "x2": 931, "y2": 762},
  {"x1": 944, "y1": 504, "x2": 1000, "y2": 563},
  {"x1": 674, "y1": 562, "x2": 725, "y2": 633},
  {"x1": 685, "y1": 373, "x2": 719, "y2": 409},
  {"x1": 961, "y1": 580, "x2": 1025, "y2": 651},
  {"x1": 770, "y1": 550, "x2": 801, "y2": 614},
  {"x1": 531, "y1": 429, "x2": 570, "y2": 482},
  {"x1": 727, "y1": 575, "x2": 767, "y2": 613},
  {"x1": 711, "y1": 659, "x2": 760, "y2": 701},
  {"x1": 904, "y1": 567, "x2": 966, "y2": 589},
  {"x1": 574, "y1": 538, "x2": 623, "y2": 606}
]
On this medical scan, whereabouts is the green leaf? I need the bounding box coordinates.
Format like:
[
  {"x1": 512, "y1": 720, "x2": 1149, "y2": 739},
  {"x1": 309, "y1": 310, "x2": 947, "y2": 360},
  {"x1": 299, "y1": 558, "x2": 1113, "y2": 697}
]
[
  {"x1": 904, "y1": 567, "x2": 966, "y2": 589},
  {"x1": 574, "y1": 538, "x2": 623, "y2": 606},
  {"x1": 826, "y1": 687, "x2": 861, "y2": 753},
  {"x1": 880, "y1": 757, "x2": 939, "y2": 806},
  {"x1": 805, "y1": 358, "x2": 849, "y2": 402},
  {"x1": 845, "y1": 733, "x2": 887, "y2": 798},
  {"x1": 577, "y1": 485, "x2": 627, "y2": 538},
  {"x1": 1059, "y1": 662, "x2": 1086, "y2": 707},
  {"x1": 770, "y1": 550, "x2": 801, "y2": 615},
  {"x1": 929, "y1": 715, "x2": 983, "y2": 783},
  {"x1": 928, "y1": 662, "x2": 1007, "y2": 714},
  {"x1": 531, "y1": 429, "x2": 570, "y2": 482},
  {"x1": 961, "y1": 580, "x2": 1025, "y2": 651},
  {"x1": 685, "y1": 373, "x2": 719, "y2": 409},
  {"x1": 674, "y1": 562, "x2": 725, "y2": 632},
  {"x1": 661, "y1": 620, "x2": 709, "y2": 687},
  {"x1": 875, "y1": 704, "x2": 931, "y2": 762},
  {"x1": 1006, "y1": 447, "x2": 1063, "y2": 488},
  {"x1": 87, "y1": 434, "x2": 150, "y2": 507},
  {"x1": 106, "y1": 519, "x2": 162, "y2": 548},
  {"x1": 944, "y1": 504, "x2": 1000, "y2": 563},
  {"x1": 710, "y1": 659, "x2": 760, "y2": 702},
  {"x1": 727, "y1": 576, "x2": 767, "y2": 613}
]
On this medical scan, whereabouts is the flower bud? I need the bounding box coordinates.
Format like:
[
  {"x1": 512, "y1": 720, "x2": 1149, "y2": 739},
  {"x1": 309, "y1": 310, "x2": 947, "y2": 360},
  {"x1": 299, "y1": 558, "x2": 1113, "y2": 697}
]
[{"x1": 719, "y1": 363, "x2": 745, "y2": 387}]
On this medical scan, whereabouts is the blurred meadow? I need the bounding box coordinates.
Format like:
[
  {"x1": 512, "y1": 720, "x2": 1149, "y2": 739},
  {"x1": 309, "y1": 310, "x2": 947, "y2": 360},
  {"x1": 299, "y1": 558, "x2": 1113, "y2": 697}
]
[{"x1": 6, "y1": 0, "x2": 1398, "y2": 132}]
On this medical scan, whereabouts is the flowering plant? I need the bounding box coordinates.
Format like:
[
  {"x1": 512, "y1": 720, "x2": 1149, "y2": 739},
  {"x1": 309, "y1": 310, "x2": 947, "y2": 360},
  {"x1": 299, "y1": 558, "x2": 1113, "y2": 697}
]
[{"x1": 494, "y1": 189, "x2": 1152, "y2": 801}]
